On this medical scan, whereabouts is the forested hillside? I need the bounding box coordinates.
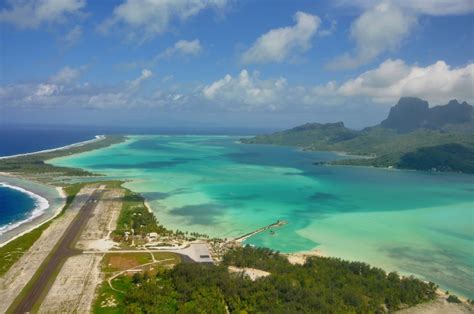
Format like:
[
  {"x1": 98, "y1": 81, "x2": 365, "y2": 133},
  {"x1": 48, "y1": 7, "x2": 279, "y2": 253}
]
[{"x1": 241, "y1": 98, "x2": 474, "y2": 173}]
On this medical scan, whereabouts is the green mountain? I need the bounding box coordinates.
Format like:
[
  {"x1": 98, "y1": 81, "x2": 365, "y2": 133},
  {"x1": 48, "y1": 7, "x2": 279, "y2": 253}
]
[{"x1": 241, "y1": 98, "x2": 474, "y2": 173}]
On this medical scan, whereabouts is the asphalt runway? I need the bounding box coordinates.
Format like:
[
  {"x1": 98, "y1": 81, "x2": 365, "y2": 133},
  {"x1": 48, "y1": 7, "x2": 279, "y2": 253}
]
[{"x1": 10, "y1": 189, "x2": 103, "y2": 314}]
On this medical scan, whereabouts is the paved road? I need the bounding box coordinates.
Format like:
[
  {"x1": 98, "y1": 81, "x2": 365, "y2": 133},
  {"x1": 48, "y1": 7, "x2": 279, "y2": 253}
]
[
  {"x1": 82, "y1": 242, "x2": 213, "y2": 263},
  {"x1": 10, "y1": 189, "x2": 103, "y2": 314}
]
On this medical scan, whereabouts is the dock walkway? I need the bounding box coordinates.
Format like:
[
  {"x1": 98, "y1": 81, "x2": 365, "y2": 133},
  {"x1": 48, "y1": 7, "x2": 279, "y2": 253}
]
[{"x1": 232, "y1": 220, "x2": 287, "y2": 243}]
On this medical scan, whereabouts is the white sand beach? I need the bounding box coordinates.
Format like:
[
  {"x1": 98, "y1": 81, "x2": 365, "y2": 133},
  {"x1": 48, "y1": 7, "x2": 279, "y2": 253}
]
[{"x1": 0, "y1": 174, "x2": 66, "y2": 246}]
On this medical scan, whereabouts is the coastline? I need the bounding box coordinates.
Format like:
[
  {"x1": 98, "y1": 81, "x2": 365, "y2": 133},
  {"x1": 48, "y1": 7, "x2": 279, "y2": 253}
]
[
  {"x1": 0, "y1": 135, "x2": 105, "y2": 160},
  {"x1": 0, "y1": 182, "x2": 50, "y2": 235},
  {"x1": 0, "y1": 134, "x2": 124, "y2": 246},
  {"x1": 0, "y1": 173, "x2": 66, "y2": 247}
]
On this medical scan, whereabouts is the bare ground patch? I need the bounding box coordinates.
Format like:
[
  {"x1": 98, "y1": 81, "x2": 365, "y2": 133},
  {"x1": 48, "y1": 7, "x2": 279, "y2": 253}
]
[{"x1": 39, "y1": 254, "x2": 104, "y2": 313}]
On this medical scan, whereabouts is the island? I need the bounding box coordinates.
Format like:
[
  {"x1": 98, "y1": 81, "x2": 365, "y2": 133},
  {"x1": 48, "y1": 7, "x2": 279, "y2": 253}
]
[
  {"x1": 0, "y1": 132, "x2": 472, "y2": 313},
  {"x1": 241, "y1": 97, "x2": 474, "y2": 173}
]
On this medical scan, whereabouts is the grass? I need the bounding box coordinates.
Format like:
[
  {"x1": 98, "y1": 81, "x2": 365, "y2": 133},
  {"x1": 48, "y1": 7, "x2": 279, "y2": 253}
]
[
  {"x1": 0, "y1": 182, "x2": 87, "y2": 277},
  {"x1": 4, "y1": 182, "x2": 91, "y2": 312},
  {"x1": 0, "y1": 220, "x2": 53, "y2": 277},
  {"x1": 93, "y1": 252, "x2": 181, "y2": 314}
]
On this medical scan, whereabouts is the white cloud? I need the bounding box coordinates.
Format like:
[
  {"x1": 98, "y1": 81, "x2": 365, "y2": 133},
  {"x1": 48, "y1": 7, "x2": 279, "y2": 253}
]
[
  {"x1": 130, "y1": 69, "x2": 153, "y2": 88},
  {"x1": 100, "y1": 0, "x2": 230, "y2": 41},
  {"x1": 0, "y1": 0, "x2": 85, "y2": 29},
  {"x1": 338, "y1": 59, "x2": 474, "y2": 105},
  {"x1": 338, "y1": 0, "x2": 474, "y2": 16},
  {"x1": 2, "y1": 60, "x2": 472, "y2": 112},
  {"x1": 328, "y1": 2, "x2": 416, "y2": 70},
  {"x1": 157, "y1": 39, "x2": 203, "y2": 59},
  {"x1": 241, "y1": 11, "x2": 321, "y2": 64},
  {"x1": 330, "y1": 0, "x2": 474, "y2": 70},
  {"x1": 202, "y1": 69, "x2": 288, "y2": 110},
  {"x1": 34, "y1": 84, "x2": 60, "y2": 97},
  {"x1": 50, "y1": 66, "x2": 81, "y2": 83}
]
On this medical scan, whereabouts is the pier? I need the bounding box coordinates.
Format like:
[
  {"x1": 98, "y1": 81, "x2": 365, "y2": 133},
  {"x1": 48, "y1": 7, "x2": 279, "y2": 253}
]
[{"x1": 232, "y1": 220, "x2": 288, "y2": 243}]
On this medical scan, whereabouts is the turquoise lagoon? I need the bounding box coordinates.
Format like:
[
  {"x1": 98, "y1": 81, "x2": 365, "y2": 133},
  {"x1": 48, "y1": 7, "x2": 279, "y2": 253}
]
[{"x1": 50, "y1": 135, "x2": 474, "y2": 298}]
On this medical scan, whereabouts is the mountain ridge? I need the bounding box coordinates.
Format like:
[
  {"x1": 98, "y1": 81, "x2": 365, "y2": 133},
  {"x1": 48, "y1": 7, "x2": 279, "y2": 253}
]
[{"x1": 241, "y1": 97, "x2": 474, "y2": 173}]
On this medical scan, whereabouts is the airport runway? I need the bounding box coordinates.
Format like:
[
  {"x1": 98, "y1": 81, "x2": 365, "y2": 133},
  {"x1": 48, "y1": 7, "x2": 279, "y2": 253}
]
[{"x1": 10, "y1": 189, "x2": 103, "y2": 314}]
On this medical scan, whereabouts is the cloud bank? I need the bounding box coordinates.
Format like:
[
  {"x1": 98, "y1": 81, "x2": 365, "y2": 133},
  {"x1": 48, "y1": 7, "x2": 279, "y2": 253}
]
[{"x1": 1, "y1": 60, "x2": 472, "y2": 112}]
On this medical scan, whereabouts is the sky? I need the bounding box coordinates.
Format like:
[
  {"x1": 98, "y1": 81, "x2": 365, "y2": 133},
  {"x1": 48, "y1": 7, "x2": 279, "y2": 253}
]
[{"x1": 0, "y1": 0, "x2": 473, "y2": 130}]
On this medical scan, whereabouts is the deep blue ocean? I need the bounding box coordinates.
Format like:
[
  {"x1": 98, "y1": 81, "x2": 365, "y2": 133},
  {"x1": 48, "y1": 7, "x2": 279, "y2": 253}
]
[
  {"x1": 0, "y1": 185, "x2": 36, "y2": 232},
  {"x1": 0, "y1": 127, "x2": 99, "y2": 235},
  {"x1": 0, "y1": 128, "x2": 98, "y2": 157}
]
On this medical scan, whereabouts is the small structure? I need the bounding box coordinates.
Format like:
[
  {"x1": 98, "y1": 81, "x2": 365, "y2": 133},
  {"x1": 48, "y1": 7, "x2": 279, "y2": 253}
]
[{"x1": 146, "y1": 232, "x2": 159, "y2": 242}]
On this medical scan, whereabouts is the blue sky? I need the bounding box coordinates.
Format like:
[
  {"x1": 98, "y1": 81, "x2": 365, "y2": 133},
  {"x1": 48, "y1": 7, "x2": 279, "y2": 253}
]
[{"x1": 1, "y1": 0, "x2": 473, "y2": 130}]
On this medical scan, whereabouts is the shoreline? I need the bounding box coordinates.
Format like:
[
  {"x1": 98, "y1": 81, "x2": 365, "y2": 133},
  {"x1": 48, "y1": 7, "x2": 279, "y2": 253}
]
[
  {"x1": 0, "y1": 135, "x2": 105, "y2": 160},
  {"x1": 0, "y1": 182, "x2": 50, "y2": 236},
  {"x1": 0, "y1": 174, "x2": 66, "y2": 247}
]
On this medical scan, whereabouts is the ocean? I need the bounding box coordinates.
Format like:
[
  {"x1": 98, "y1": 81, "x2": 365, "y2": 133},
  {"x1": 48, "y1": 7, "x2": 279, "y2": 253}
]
[
  {"x1": 0, "y1": 127, "x2": 82, "y2": 242},
  {"x1": 50, "y1": 135, "x2": 474, "y2": 298},
  {"x1": 0, "y1": 183, "x2": 43, "y2": 234},
  {"x1": 0, "y1": 127, "x2": 98, "y2": 157}
]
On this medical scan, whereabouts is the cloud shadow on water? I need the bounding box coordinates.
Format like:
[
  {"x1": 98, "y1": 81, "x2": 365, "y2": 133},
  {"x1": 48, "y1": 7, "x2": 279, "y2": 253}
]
[{"x1": 170, "y1": 203, "x2": 226, "y2": 225}]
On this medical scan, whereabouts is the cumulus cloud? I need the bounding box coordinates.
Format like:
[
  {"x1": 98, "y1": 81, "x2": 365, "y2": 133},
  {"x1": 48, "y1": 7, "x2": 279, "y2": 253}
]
[
  {"x1": 328, "y1": 2, "x2": 416, "y2": 70},
  {"x1": 157, "y1": 39, "x2": 203, "y2": 59},
  {"x1": 203, "y1": 59, "x2": 474, "y2": 110},
  {"x1": 241, "y1": 11, "x2": 321, "y2": 64},
  {"x1": 99, "y1": 0, "x2": 230, "y2": 42},
  {"x1": 0, "y1": 0, "x2": 85, "y2": 29},
  {"x1": 338, "y1": 59, "x2": 474, "y2": 105},
  {"x1": 330, "y1": 0, "x2": 474, "y2": 70},
  {"x1": 202, "y1": 70, "x2": 289, "y2": 111}
]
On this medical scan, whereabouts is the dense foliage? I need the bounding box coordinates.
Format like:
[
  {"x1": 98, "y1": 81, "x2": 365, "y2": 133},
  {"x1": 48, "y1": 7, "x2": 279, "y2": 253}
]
[
  {"x1": 396, "y1": 143, "x2": 474, "y2": 173},
  {"x1": 122, "y1": 247, "x2": 437, "y2": 313},
  {"x1": 113, "y1": 189, "x2": 171, "y2": 239},
  {"x1": 447, "y1": 295, "x2": 462, "y2": 304}
]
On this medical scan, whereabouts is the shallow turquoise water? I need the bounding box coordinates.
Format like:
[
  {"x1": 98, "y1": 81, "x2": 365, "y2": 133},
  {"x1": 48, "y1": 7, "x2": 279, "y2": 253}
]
[{"x1": 50, "y1": 135, "x2": 474, "y2": 298}]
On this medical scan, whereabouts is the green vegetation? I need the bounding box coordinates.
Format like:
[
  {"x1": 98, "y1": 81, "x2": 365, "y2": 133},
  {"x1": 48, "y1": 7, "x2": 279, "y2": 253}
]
[
  {"x1": 112, "y1": 185, "x2": 211, "y2": 242},
  {"x1": 116, "y1": 246, "x2": 437, "y2": 313},
  {"x1": 93, "y1": 252, "x2": 181, "y2": 314},
  {"x1": 113, "y1": 188, "x2": 172, "y2": 240},
  {"x1": 0, "y1": 135, "x2": 126, "y2": 177},
  {"x1": 0, "y1": 220, "x2": 52, "y2": 277},
  {"x1": 447, "y1": 295, "x2": 462, "y2": 304},
  {"x1": 397, "y1": 143, "x2": 474, "y2": 173},
  {"x1": 0, "y1": 182, "x2": 87, "y2": 276},
  {"x1": 242, "y1": 98, "x2": 474, "y2": 173}
]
